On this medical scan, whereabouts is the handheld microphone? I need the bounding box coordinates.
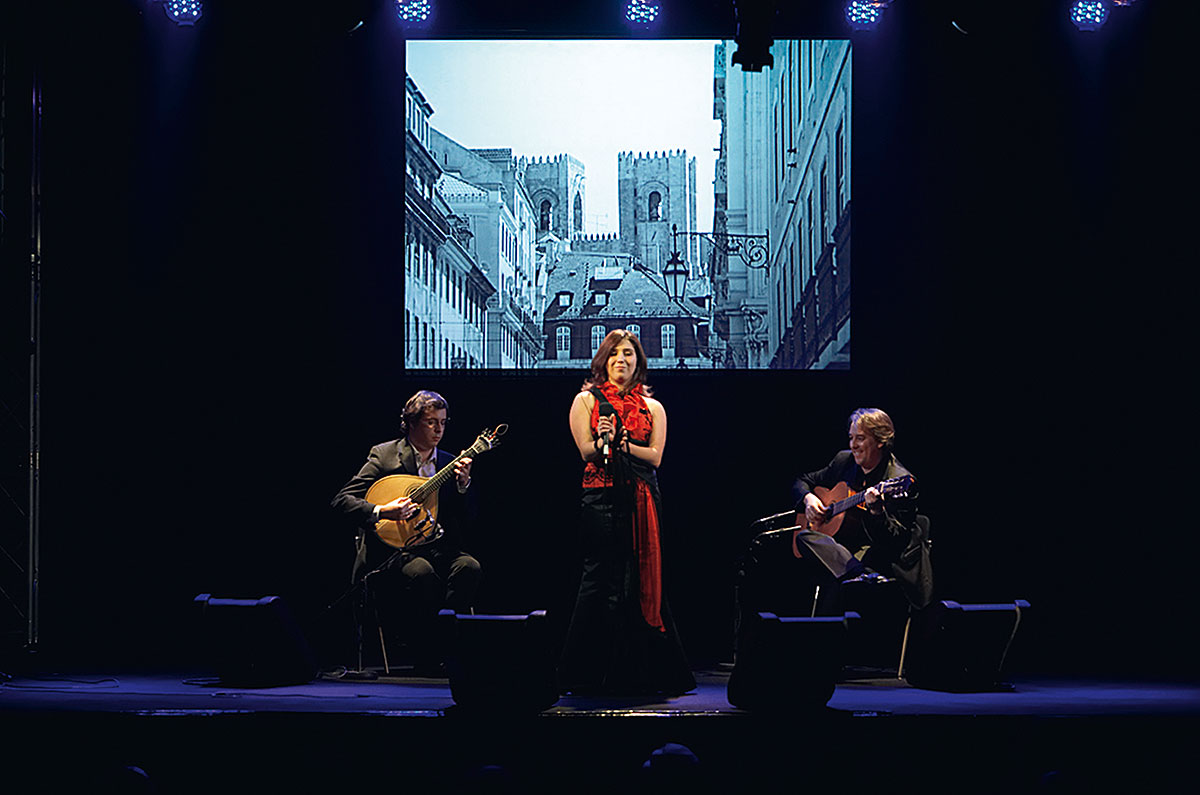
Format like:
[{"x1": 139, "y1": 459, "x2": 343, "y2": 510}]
[{"x1": 598, "y1": 403, "x2": 615, "y2": 464}]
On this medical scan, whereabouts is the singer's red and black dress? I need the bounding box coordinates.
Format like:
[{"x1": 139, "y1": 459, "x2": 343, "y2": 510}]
[{"x1": 557, "y1": 382, "x2": 695, "y2": 696}]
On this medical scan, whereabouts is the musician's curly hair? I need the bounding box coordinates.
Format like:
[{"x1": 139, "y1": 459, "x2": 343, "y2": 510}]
[
  {"x1": 848, "y1": 408, "x2": 895, "y2": 449},
  {"x1": 400, "y1": 390, "x2": 448, "y2": 435}
]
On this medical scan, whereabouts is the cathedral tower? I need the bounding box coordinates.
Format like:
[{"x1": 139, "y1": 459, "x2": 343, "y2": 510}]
[
  {"x1": 522, "y1": 154, "x2": 586, "y2": 241},
  {"x1": 616, "y1": 150, "x2": 698, "y2": 273}
]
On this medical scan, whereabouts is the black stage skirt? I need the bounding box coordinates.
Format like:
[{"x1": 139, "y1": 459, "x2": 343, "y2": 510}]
[{"x1": 558, "y1": 487, "x2": 695, "y2": 696}]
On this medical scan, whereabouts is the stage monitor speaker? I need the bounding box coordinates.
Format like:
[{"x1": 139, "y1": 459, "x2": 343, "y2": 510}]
[
  {"x1": 727, "y1": 611, "x2": 858, "y2": 711},
  {"x1": 439, "y1": 609, "x2": 559, "y2": 713},
  {"x1": 193, "y1": 594, "x2": 318, "y2": 687},
  {"x1": 902, "y1": 599, "x2": 1030, "y2": 692}
]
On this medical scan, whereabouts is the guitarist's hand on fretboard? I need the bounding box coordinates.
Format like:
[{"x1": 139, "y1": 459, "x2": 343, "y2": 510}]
[{"x1": 454, "y1": 457, "x2": 473, "y2": 490}]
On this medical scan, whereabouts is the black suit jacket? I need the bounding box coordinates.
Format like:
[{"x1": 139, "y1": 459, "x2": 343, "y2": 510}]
[
  {"x1": 792, "y1": 450, "x2": 933, "y2": 608},
  {"x1": 331, "y1": 438, "x2": 473, "y2": 579}
]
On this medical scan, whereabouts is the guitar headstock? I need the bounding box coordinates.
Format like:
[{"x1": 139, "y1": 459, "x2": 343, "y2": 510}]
[
  {"x1": 467, "y1": 424, "x2": 509, "y2": 456},
  {"x1": 879, "y1": 474, "x2": 915, "y2": 499}
]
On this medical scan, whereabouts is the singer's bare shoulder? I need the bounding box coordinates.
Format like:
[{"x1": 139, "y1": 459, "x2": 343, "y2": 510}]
[{"x1": 570, "y1": 389, "x2": 596, "y2": 420}]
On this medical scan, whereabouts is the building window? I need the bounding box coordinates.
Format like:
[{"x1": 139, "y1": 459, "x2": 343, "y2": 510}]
[
  {"x1": 788, "y1": 235, "x2": 796, "y2": 314},
  {"x1": 796, "y1": 44, "x2": 804, "y2": 126},
  {"x1": 626, "y1": 323, "x2": 640, "y2": 340},
  {"x1": 781, "y1": 68, "x2": 789, "y2": 180},
  {"x1": 661, "y1": 323, "x2": 676, "y2": 355},
  {"x1": 820, "y1": 164, "x2": 828, "y2": 246},
  {"x1": 648, "y1": 191, "x2": 662, "y2": 222},
  {"x1": 540, "y1": 199, "x2": 552, "y2": 232},
  {"x1": 776, "y1": 282, "x2": 783, "y2": 346},
  {"x1": 796, "y1": 221, "x2": 804, "y2": 289},
  {"x1": 807, "y1": 194, "x2": 815, "y2": 276},
  {"x1": 594, "y1": 293, "x2": 607, "y2": 306},
  {"x1": 773, "y1": 104, "x2": 780, "y2": 201},
  {"x1": 835, "y1": 121, "x2": 845, "y2": 216},
  {"x1": 556, "y1": 325, "x2": 571, "y2": 358},
  {"x1": 591, "y1": 324, "x2": 606, "y2": 353},
  {"x1": 574, "y1": 193, "x2": 583, "y2": 233},
  {"x1": 557, "y1": 293, "x2": 571, "y2": 307}
]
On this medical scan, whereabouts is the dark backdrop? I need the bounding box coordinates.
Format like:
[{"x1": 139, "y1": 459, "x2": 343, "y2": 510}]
[{"x1": 2, "y1": 0, "x2": 1188, "y2": 678}]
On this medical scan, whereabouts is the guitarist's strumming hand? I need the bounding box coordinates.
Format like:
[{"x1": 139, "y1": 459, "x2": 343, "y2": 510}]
[
  {"x1": 803, "y1": 493, "x2": 829, "y2": 528},
  {"x1": 379, "y1": 496, "x2": 419, "y2": 521}
]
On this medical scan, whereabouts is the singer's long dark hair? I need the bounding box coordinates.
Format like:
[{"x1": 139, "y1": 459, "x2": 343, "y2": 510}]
[{"x1": 582, "y1": 329, "x2": 653, "y2": 396}]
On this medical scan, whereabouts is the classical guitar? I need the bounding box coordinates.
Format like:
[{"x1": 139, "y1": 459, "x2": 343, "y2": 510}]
[
  {"x1": 365, "y1": 424, "x2": 507, "y2": 549},
  {"x1": 792, "y1": 474, "x2": 915, "y2": 540}
]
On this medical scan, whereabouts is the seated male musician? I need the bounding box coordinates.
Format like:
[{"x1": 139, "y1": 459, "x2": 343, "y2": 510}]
[
  {"x1": 331, "y1": 389, "x2": 481, "y2": 673},
  {"x1": 736, "y1": 408, "x2": 932, "y2": 648}
]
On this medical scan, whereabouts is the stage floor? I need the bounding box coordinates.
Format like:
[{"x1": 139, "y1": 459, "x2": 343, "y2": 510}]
[
  {"x1": 3, "y1": 666, "x2": 1199, "y2": 718},
  {"x1": 4, "y1": 666, "x2": 1198, "y2": 793}
]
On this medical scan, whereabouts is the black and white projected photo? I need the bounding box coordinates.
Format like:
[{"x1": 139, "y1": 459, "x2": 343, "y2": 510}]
[{"x1": 404, "y1": 39, "x2": 851, "y2": 371}]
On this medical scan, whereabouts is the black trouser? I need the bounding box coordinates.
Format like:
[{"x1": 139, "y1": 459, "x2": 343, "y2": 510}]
[
  {"x1": 734, "y1": 528, "x2": 861, "y2": 655},
  {"x1": 364, "y1": 539, "x2": 481, "y2": 667}
]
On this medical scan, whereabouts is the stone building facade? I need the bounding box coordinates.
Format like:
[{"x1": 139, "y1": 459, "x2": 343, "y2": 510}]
[
  {"x1": 713, "y1": 40, "x2": 852, "y2": 370},
  {"x1": 405, "y1": 71, "x2": 714, "y2": 370},
  {"x1": 404, "y1": 76, "x2": 495, "y2": 369},
  {"x1": 424, "y1": 128, "x2": 542, "y2": 368}
]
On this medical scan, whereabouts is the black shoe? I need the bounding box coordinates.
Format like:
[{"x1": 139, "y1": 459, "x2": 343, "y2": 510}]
[{"x1": 842, "y1": 570, "x2": 894, "y2": 585}]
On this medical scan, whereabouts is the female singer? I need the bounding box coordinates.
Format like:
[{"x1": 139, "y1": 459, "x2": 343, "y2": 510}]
[{"x1": 558, "y1": 329, "x2": 695, "y2": 696}]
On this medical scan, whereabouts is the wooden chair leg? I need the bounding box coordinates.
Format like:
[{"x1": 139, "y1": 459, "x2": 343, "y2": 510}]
[
  {"x1": 378, "y1": 625, "x2": 391, "y2": 675},
  {"x1": 897, "y1": 615, "x2": 912, "y2": 679}
]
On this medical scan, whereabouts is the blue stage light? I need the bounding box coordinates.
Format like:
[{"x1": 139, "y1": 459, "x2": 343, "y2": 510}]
[
  {"x1": 624, "y1": 1, "x2": 662, "y2": 28},
  {"x1": 161, "y1": 0, "x2": 202, "y2": 26},
  {"x1": 395, "y1": 0, "x2": 433, "y2": 26},
  {"x1": 1069, "y1": 0, "x2": 1110, "y2": 31},
  {"x1": 845, "y1": 1, "x2": 886, "y2": 31}
]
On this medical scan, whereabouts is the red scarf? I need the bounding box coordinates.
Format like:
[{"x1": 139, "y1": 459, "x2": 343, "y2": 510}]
[{"x1": 632, "y1": 478, "x2": 664, "y2": 632}]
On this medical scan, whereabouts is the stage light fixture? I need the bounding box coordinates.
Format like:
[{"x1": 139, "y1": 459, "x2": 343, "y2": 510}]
[
  {"x1": 845, "y1": 0, "x2": 888, "y2": 31},
  {"x1": 157, "y1": 0, "x2": 202, "y2": 26},
  {"x1": 395, "y1": 0, "x2": 434, "y2": 27},
  {"x1": 1069, "y1": 0, "x2": 1110, "y2": 31},
  {"x1": 624, "y1": 1, "x2": 662, "y2": 28},
  {"x1": 731, "y1": 0, "x2": 778, "y2": 72}
]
